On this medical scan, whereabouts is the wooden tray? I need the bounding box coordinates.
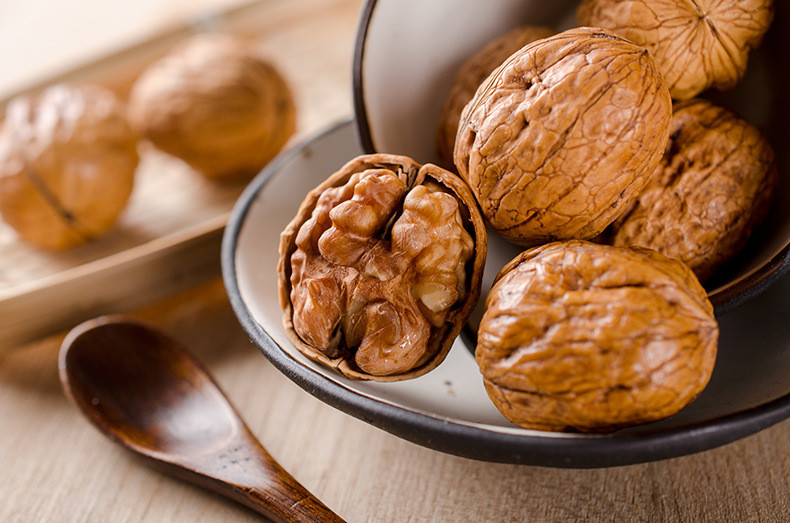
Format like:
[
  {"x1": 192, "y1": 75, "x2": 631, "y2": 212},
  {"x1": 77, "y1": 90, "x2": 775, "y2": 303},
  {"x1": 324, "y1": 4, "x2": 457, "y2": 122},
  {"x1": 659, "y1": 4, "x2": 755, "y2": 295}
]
[{"x1": 0, "y1": 0, "x2": 362, "y2": 350}]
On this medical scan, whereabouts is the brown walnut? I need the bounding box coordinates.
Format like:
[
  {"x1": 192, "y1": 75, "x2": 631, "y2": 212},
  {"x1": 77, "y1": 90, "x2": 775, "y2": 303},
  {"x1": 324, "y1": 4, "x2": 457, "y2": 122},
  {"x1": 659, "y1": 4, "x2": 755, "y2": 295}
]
[
  {"x1": 610, "y1": 99, "x2": 778, "y2": 283},
  {"x1": 278, "y1": 154, "x2": 487, "y2": 381},
  {"x1": 476, "y1": 241, "x2": 718, "y2": 433},
  {"x1": 577, "y1": 0, "x2": 774, "y2": 100},
  {"x1": 128, "y1": 34, "x2": 295, "y2": 180},
  {"x1": 436, "y1": 25, "x2": 554, "y2": 169},
  {"x1": 454, "y1": 27, "x2": 672, "y2": 247},
  {"x1": 0, "y1": 84, "x2": 138, "y2": 249}
]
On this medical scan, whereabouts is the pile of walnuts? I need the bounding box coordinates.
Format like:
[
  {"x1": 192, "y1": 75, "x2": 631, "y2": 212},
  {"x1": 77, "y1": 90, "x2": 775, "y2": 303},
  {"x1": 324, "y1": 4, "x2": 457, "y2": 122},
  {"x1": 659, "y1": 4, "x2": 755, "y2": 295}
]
[
  {"x1": 0, "y1": 34, "x2": 294, "y2": 250},
  {"x1": 278, "y1": 1, "x2": 777, "y2": 433}
]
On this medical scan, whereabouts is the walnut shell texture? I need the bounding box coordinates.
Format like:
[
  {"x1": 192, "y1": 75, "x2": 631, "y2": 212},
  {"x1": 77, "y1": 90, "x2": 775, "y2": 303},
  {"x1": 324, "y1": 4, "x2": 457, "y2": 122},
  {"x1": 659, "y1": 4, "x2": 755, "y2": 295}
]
[
  {"x1": 577, "y1": 0, "x2": 775, "y2": 100},
  {"x1": 128, "y1": 34, "x2": 295, "y2": 180},
  {"x1": 611, "y1": 99, "x2": 778, "y2": 282},
  {"x1": 436, "y1": 25, "x2": 554, "y2": 169},
  {"x1": 0, "y1": 84, "x2": 138, "y2": 249},
  {"x1": 476, "y1": 241, "x2": 718, "y2": 433},
  {"x1": 278, "y1": 154, "x2": 487, "y2": 381},
  {"x1": 454, "y1": 27, "x2": 672, "y2": 247}
]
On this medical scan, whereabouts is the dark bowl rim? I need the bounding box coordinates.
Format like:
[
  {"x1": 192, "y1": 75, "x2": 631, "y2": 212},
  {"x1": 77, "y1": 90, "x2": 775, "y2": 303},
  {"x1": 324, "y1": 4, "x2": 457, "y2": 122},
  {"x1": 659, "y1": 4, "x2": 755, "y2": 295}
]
[
  {"x1": 350, "y1": 0, "x2": 790, "y2": 315},
  {"x1": 221, "y1": 119, "x2": 790, "y2": 468}
]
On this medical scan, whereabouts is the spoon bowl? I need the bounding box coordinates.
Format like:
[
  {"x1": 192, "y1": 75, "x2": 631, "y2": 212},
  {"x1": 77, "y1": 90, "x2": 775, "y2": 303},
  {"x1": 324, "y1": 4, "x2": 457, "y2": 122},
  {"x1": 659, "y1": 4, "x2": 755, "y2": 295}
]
[{"x1": 59, "y1": 315, "x2": 344, "y2": 523}]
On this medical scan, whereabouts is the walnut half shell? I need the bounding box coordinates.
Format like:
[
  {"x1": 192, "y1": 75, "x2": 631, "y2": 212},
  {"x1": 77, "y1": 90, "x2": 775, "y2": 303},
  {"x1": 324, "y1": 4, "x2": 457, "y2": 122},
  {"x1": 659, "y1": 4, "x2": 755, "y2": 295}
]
[
  {"x1": 278, "y1": 154, "x2": 487, "y2": 381},
  {"x1": 476, "y1": 241, "x2": 718, "y2": 433}
]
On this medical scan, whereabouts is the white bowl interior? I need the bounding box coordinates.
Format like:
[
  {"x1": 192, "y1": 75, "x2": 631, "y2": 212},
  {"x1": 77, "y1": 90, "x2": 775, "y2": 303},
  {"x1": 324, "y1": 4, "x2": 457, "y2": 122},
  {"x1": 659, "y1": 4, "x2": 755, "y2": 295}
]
[
  {"x1": 357, "y1": 0, "x2": 790, "y2": 300},
  {"x1": 360, "y1": 0, "x2": 578, "y2": 166},
  {"x1": 232, "y1": 122, "x2": 790, "y2": 439},
  {"x1": 234, "y1": 123, "x2": 528, "y2": 435}
]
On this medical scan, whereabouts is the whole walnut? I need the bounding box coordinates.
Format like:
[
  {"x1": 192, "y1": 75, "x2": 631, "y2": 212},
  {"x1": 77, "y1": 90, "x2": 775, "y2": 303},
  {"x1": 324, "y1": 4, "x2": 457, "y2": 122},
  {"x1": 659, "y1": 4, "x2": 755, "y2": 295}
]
[
  {"x1": 0, "y1": 84, "x2": 138, "y2": 249},
  {"x1": 577, "y1": 0, "x2": 774, "y2": 100},
  {"x1": 610, "y1": 99, "x2": 778, "y2": 282},
  {"x1": 476, "y1": 241, "x2": 719, "y2": 433},
  {"x1": 436, "y1": 25, "x2": 554, "y2": 169},
  {"x1": 128, "y1": 34, "x2": 295, "y2": 180},
  {"x1": 454, "y1": 27, "x2": 672, "y2": 247},
  {"x1": 278, "y1": 154, "x2": 487, "y2": 381}
]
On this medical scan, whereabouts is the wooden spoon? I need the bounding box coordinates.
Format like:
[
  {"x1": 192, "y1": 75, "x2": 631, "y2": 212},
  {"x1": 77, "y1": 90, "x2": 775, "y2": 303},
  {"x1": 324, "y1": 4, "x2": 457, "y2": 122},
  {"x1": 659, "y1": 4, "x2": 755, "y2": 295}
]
[{"x1": 58, "y1": 315, "x2": 344, "y2": 523}]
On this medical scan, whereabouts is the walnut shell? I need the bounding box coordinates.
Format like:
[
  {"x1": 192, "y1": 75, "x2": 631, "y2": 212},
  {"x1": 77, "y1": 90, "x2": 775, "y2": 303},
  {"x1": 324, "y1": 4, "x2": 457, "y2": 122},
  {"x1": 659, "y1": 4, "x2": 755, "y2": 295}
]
[
  {"x1": 610, "y1": 99, "x2": 778, "y2": 282},
  {"x1": 577, "y1": 0, "x2": 774, "y2": 100},
  {"x1": 278, "y1": 154, "x2": 487, "y2": 381},
  {"x1": 436, "y1": 25, "x2": 554, "y2": 169},
  {"x1": 454, "y1": 27, "x2": 672, "y2": 247},
  {"x1": 128, "y1": 34, "x2": 295, "y2": 180},
  {"x1": 476, "y1": 241, "x2": 718, "y2": 433},
  {"x1": 0, "y1": 84, "x2": 138, "y2": 249}
]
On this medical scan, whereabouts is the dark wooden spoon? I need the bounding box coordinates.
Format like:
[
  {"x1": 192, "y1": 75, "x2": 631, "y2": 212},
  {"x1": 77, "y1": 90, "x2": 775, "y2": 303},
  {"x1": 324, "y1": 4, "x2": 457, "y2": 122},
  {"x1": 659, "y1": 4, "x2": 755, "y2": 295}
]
[{"x1": 58, "y1": 315, "x2": 344, "y2": 523}]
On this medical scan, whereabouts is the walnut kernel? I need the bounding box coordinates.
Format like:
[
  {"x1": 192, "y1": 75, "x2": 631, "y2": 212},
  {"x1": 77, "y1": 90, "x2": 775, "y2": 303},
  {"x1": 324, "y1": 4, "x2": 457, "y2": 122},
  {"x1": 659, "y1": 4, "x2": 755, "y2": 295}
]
[{"x1": 279, "y1": 154, "x2": 486, "y2": 381}]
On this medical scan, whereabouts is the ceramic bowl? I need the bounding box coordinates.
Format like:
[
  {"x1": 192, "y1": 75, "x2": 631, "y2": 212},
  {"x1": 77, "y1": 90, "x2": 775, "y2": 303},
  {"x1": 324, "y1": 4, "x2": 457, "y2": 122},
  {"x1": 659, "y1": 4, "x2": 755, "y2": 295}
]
[
  {"x1": 222, "y1": 120, "x2": 790, "y2": 467},
  {"x1": 353, "y1": 0, "x2": 790, "y2": 312}
]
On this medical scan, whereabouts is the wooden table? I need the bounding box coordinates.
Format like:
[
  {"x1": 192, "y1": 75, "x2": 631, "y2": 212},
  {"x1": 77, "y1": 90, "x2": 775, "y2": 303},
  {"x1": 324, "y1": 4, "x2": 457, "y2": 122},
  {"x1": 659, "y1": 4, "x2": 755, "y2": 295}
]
[{"x1": 1, "y1": 1, "x2": 789, "y2": 521}]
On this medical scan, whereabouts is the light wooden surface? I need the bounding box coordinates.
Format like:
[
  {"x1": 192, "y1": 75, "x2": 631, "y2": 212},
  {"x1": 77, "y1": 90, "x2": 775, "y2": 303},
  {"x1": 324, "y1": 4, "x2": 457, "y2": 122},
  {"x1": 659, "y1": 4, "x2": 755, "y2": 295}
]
[
  {"x1": 2, "y1": 279, "x2": 790, "y2": 521},
  {"x1": 0, "y1": 0, "x2": 358, "y2": 349},
  {"x1": 1, "y1": 1, "x2": 789, "y2": 521}
]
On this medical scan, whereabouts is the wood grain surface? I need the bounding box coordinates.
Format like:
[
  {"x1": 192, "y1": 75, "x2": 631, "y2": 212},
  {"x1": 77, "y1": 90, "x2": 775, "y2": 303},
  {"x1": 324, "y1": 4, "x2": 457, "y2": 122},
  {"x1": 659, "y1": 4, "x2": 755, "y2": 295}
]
[
  {"x1": 1, "y1": 0, "x2": 789, "y2": 521},
  {"x1": 0, "y1": 0, "x2": 359, "y2": 350},
  {"x1": 1, "y1": 279, "x2": 789, "y2": 521}
]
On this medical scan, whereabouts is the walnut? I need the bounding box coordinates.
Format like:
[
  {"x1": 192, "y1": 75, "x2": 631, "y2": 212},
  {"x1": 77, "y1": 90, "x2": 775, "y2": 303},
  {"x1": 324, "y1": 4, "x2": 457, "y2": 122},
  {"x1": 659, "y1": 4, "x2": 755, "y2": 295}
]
[
  {"x1": 610, "y1": 99, "x2": 778, "y2": 282},
  {"x1": 278, "y1": 154, "x2": 487, "y2": 381},
  {"x1": 577, "y1": 0, "x2": 774, "y2": 100},
  {"x1": 436, "y1": 25, "x2": 554, "y2": 169},
  {"x1": 0, "y1": 84, "x2": 138, "y2": 249},
  {"x1": 128, "y1": 34, "x2": 295, "y2": 180},
  {"x1": 476, "y1": 240, "x2": 718, "y2": 433},
  {"x1": 454, "y1": 27, "x2": 672, "y2": 247}
]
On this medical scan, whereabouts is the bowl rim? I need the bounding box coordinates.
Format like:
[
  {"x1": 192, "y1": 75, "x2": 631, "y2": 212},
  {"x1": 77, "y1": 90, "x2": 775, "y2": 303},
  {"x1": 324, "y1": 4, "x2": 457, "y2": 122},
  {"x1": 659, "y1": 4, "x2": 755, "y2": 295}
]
[
  {"x1": 221, "y1": 119, "x2": 790, "y2": 468},
  {"x1": 350, "y1": 0, "x2": 790, "y2": 315}
]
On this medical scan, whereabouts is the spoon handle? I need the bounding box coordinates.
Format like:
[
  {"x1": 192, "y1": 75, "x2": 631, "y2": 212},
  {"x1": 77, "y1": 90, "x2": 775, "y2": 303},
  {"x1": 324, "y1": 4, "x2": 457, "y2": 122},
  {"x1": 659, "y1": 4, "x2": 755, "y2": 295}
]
[
  {"x1": 177, "y1": 431, "x2": 345, "y2": 523},
  {"x1": 228, "y1": 447, "x2": 345, "y2": 523}
]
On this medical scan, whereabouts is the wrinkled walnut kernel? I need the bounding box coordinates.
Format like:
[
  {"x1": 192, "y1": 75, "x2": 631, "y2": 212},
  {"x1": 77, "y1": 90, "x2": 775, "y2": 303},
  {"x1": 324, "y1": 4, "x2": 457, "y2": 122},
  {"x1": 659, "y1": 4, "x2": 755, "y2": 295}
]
[
  {"x1": 455, "y1": 27, "x2": 672, "y2": 246},
  {"x1": 477, "y1": 241, "x2": 718, "y2": 433},
  {"x1": 393, "y1": 182, "x2": 475, "y2": 327},
  {"x1": 611, "y1": 99, "x2": 778, "y2": 282},
  {"x1": 577, "y1": 0, "x2": 774, "y2": 100},
  {"x1": 279, "y1": 154, "x2": 486, "y2": 381}
]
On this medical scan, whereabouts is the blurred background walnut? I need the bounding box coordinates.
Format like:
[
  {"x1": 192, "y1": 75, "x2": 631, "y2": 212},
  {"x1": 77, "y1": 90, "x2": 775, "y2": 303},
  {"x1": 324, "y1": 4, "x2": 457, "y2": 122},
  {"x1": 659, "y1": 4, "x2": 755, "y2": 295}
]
[
  {"x1": 577, "y1": 0, "x2": 774, "y2": 100},
  {"x1": 435, "y1": 25, "x2": 553, "y2": 169},
  {"x1": 610, "y1": 99, "x2": 778, "y2": 282},
  {"x1": 454, "y1": 28, "x2": 672, "y2": 247},
  {"x1": 0, "y1": 84, "x2": 138, "y2": 249},
  {"x1": 279, "y1": 154, "x2": 486, "y2": 381},
  {"x1": 128, "y1": 33, "x2": 295, "y2": 181},
  {"x1": 476, "y1": 241, "x2": 719, "y2": 433}
]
